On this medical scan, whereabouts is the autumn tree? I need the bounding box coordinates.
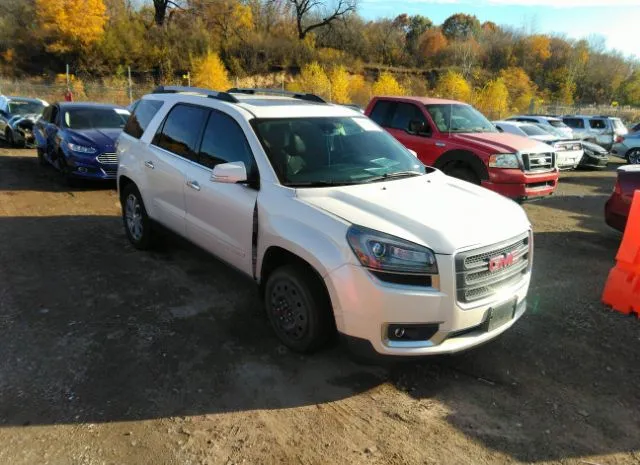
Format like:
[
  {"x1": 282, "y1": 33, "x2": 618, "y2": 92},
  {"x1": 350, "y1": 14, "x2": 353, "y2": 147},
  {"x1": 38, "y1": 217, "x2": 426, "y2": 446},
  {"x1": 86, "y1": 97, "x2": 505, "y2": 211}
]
[
  {"x1": 435, "y1": 70, "x2": 471, "y2": 102},
  {"x1": 191, "y1": 0, "x2": 254, "y2": 49},
  {"x1": 499, "y1": 67, "x2": 536, "y2": 112},
  {"x1": 192, "y1": 51, "x2": 231, "y2": 90},
  {"x1": 289, "y1": 62, "x2": 331, "y2": 98},
  {"x1": 619, "y1": 71, "x2": 640, "y2": 106},
  {"x1": 372, "y1": 72, "x2": 405, "y2": 96},
  {"x1": 151, "y1": 0, "x2": 184, "y2": 26},
  {"x1": 348, "y1": 74, "x2": 371, "y2": 105},
  {"x1": 474, "y1": 77, "x2": 509, "y2": 119},
  {"x1": 36, "y1": 0, "x2": 107, "y2": 54},
  {"x1": 329, "y1": 66, "x2": 350, "y2": 103},
  {"x1": 441, "y1": 13, "x2": 480, "y2": 41},
  {"x1": 394, "y1": 14, "x2": 432, "y2": 57},
  {"x1": 418, "y1": 28, "x2": 447, "y2": 62},
  {"x1": 286, "y1": 0, "x2": 356, "y2": 40}
]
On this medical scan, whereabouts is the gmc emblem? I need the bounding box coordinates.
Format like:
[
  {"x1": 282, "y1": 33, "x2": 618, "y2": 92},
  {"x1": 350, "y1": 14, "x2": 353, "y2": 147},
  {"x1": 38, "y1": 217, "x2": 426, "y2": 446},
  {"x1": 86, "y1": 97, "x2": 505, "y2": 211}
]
[{"x1": 488, "y1": 253, "x2": 515, "y2": 272}]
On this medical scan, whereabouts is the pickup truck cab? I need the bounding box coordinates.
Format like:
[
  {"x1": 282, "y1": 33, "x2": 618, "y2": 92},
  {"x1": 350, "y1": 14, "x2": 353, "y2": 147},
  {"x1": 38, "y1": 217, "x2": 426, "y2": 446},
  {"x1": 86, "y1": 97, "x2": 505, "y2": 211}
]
[
  {"x1": 365, "y1": 96, "x2": 559, "y2": 201},
  {"x1": 117, "y1": 86, "x2": 533, "y2": 358}
]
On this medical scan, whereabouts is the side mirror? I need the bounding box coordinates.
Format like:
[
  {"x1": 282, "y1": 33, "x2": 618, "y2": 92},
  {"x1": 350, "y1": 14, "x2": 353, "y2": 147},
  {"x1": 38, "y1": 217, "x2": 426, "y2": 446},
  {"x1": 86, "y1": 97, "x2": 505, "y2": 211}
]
[
  {"x1": 408, "y1": 119, "x2": 429, "y2": 136},
  {"x1": 408, "y1": 149, "x2": 418, "y2": 157},
  {"x1": 211, "y1": 161, "x2": 248, "y2": 184}
]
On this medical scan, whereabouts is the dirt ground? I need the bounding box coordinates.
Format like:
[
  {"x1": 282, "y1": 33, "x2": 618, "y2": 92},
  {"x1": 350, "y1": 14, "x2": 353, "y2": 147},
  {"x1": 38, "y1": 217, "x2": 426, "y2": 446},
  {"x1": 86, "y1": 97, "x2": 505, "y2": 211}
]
[{"x1": 0, "y1": 146, "x2": 638, "y2": 465}]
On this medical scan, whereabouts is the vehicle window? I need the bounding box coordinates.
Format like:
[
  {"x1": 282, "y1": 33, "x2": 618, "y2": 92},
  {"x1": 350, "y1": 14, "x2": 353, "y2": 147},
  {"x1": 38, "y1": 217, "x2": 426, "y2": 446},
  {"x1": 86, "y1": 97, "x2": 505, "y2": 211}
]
[
  {"x1": 254, "y1": 117, "x2": 426, "y2": 186},
  {"x1": 199, "y1": 111, "x2": 255, "y2": 174},
  {"x1": 64, "y1": 108, "x2": 130, "y2": 129},
  {"x1": 50, "y1": 106, "x2": 59, "y2": 125},
  {"x1": 123, "y1": 99, "x2": 163, "y2": 139},
  {"x1": 589, "y1": 119, "x2": 607, "y2": 129},
  {"x1": 520, "y1": 124, "x2": 550, "y2": 136},
  {"x1": 501, "y1": 124, "x2": 527, "y2": 137},
  {"x1": 8, "y1": 99, "x2": 45, "y2": 116},
  {"x1": 153, "y1": 104, "x2": 208, "y2": 161},
  {"x1": 563, "y1": 118, "x2": 584, "y2": 129},
  {"x1": 516, "y1": 118, "x2": 537, "y2": 123},
  {"x1": 369, "y1": 101, "x2": 393, "y2": 126},
  {"x1": 426, "y1": 104, "x2": 497, "y2": 133},
  {"x1": 549, "y1": 120, "x2": 569, "y2": 128},
  {"x1": 389, "y1": 103, "x2": 427, "y2": 132},
  {"x1": 41, "y1": 106, "x2": 52, "y2": 123}
]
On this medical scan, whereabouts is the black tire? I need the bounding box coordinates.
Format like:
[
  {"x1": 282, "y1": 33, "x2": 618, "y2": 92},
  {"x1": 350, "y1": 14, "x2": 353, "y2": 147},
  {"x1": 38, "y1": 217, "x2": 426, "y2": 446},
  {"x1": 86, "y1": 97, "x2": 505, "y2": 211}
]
[
  {"x1": 444, "y1": 163, "x2": 481, "y2": 185},
  {"x1": 121, "y1": 184, "x2": 154, "y2": 250},
  {"x1": 37, "y1": 148, "x2": 47, "y2": 166},
  {"x1": 57, "y1": 155, "x2": 77, "y2": 187},
  {"x1": 627, "y1": 148, "x2": 640, "y2": 165},
  {"x1": 5, "y1": 129, "x2": 14, "y2": 147},
  {"x1": 264, "y1": 264, "x2": 333, "y2": 353}
]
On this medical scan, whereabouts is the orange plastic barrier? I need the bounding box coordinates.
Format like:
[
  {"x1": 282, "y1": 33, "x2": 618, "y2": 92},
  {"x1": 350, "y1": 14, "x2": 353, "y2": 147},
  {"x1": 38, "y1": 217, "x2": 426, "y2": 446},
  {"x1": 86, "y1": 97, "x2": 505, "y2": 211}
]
[{"x1": 602, "y1": 190, "x2": 640, "y2": 316}]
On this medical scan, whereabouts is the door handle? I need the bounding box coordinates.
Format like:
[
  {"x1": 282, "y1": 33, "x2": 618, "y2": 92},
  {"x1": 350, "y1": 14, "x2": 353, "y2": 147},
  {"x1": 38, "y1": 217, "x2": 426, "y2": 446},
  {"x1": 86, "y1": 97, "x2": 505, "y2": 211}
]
[
  {"x1": 187, "y1": 180, "x2": 200, "y2": 191},
  {"x1": 144, "y1": 161, "x2": 155, "y2": 169},
  {"x1": 435, "y1": 142, "x2": 446, "y2": 147}
]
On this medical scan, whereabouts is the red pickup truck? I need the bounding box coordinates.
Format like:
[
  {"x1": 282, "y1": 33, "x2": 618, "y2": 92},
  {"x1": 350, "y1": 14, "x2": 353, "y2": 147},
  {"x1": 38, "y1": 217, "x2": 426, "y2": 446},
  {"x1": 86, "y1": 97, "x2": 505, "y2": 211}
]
[{"x1": 365, "y1": 96, "x2": 560, "y2": 200}]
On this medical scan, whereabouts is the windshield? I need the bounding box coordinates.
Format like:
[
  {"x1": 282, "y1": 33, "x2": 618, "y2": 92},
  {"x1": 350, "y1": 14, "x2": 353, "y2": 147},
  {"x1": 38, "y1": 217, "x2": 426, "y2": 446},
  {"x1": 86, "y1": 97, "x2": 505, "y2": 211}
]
[
  {"x1": 425, "y1": 104, "x2": 497, "y2": 133},
  {"x1": 521, "y1": 124, "x2": 551, "y2": 136},
  {"x1": 535, "y1": 123, "x2": 565, "y2": 138},
  {"x1": 64, "y1": 108, "x2": 129, "y2": 129},
  {"x1": 8, "y1": 100, "x2": 45, "y2": 116},
  {"x1": 548, "y1": 120, "x2": 569, "y2": 129},
  {"x1": 253, "y1": 117, "x2": 426, "y2": 186}
]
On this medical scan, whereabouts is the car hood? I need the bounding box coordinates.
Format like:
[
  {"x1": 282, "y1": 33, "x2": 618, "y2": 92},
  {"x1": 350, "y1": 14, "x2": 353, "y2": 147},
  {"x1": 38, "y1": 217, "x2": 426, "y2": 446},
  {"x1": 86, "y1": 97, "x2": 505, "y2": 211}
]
[
  {"x1": 295, "y1": 171, "x2": 530, "y2": 255},
  {"x1": 67, "y1": 128, "x2": 121, "y2": 152},
  {"x1": 451, "y1": 132, "x2": 552, "y2": 154},
  {"x1": 529, "y1": 134, "x2": 557, "y2": 143},
  {"x1": 581, "y1": 140, "x2": 607, "y2": 154},
  {"x1": 9, "y1": 114, "x2": 40, "y2": 125}
]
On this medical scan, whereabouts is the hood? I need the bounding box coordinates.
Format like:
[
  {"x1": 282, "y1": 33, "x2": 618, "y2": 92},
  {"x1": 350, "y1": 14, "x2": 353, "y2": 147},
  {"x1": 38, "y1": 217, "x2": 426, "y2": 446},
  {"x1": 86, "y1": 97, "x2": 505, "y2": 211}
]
[
  {"x1": 452, "y1": 132, "x2": 552, "y2": 154},
  {"x1": 67, "y1": 128, "x2": 122, "y2": 152},
  {"x1": 529, "y1": 134, "x2": 557, "y2": 143},
  {"x1": 581, "y1": 140, "x2": 607, "y2": 154},
  {"x1": 296, "y1": 171, "x2": 530, "y2": 255}
]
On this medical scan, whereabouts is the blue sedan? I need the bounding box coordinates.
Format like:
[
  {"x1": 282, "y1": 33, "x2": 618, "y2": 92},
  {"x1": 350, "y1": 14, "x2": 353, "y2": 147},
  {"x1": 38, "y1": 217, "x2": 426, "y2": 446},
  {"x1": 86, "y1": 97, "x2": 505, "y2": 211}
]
[{"x1": 35, "y1": 102, "x2": 130, "y2": 183}]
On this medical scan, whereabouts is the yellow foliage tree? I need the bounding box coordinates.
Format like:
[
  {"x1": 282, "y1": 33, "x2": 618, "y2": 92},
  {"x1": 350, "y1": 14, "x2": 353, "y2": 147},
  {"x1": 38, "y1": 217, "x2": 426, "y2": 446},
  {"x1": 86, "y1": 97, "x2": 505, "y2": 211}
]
[
  {"x1": 36, "y1": 0, "x2": 107, "y2": 53},
  {"x1": 499, "y1": 67, "x2": 536, "y2": 112},
  {"x1": 474, "y1": 78, "x2": 509, "y2": 119},
  {"x1": 434, "y1": 70, "x2": 471, "y2": 102},
  {"x1": 329, "y1": 66, "x2": 350, "y2": 104},
  {"x1": 191, "y1": 51, "x2": 231, "y2": 91},
  {"x1": 372, "y1": 72, "x2": 406, "y2": 96},
  {"x1": 527, "y1": 35, "x2": 552, "y2": 62},
  {"x1": 291, "y1": 62, "x2": 331, "y2": 99},
  {"x1": 348, "y1": 74, "x2": 371, "y2": 106}
]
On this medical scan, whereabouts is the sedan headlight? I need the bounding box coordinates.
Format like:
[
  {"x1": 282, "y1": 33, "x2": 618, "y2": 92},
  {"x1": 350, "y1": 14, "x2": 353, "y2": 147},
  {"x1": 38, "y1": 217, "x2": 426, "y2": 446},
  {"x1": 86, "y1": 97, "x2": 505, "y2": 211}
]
[
  {"x1": 489, "y1": 153, "x2": 520, "y2": 169},
  {"x1": 347, "y1": 225, "x2": 438, "y2": 275},
  {"x1": 67, "y1": 142, "x2": 97, "y2": 154}
]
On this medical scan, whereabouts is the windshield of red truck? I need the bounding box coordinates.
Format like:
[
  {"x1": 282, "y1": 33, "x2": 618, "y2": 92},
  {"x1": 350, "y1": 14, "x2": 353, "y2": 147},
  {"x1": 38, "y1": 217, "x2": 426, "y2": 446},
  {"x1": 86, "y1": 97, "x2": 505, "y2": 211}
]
[{"x1": 425, "y1": 104, "x2": 497, "y2": 134}]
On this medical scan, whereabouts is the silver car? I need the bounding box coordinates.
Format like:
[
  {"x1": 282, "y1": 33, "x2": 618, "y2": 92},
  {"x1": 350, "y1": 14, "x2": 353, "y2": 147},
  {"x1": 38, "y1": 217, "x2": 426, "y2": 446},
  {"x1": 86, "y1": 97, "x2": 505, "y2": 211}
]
[
  {"x1": 562, "y1": 115, "x2": 628, "y2": 150},
  {"x1": 0, "y1": 96, "x2": 49, "y2": 147},
  {"x1": 612, "y1": 132, "x2": 640, "y2": 164}
]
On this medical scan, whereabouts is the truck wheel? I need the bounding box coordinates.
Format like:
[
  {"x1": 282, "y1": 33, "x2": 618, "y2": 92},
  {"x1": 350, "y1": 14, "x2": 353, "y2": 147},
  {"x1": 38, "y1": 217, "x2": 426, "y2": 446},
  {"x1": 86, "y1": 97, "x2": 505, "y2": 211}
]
[
  {"x1": 37, "y1": 148, "x2": 47, "y2": 166},
  {"x1": 445, "y1": 163, "x2": 481, "y2": 185},
  {"x1": 627, "y1": 149, "x2": 640, "y2": 165},
  {"x1": 121, "y1": 184, "x2": 154, "y2": 250},
  {"x1": 264, "y1": 264, "x2": 333, "y2": 353}
]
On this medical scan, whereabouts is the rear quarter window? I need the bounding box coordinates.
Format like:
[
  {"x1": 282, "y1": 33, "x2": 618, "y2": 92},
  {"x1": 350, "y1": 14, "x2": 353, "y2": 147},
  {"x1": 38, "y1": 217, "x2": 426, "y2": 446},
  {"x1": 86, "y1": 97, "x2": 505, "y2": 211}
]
[
  {"x1": 589, "y1": 119, "x2": 607, "y2": 129},
  {"x1": 563, "y1": 118, "x2": 585, "y2": 129},
  {"x1": 124, "y1": 99, "x2": 164, "y2": 139},
  {"x1": 369, "y1": 101, "x2": 393, "y2": 126}
]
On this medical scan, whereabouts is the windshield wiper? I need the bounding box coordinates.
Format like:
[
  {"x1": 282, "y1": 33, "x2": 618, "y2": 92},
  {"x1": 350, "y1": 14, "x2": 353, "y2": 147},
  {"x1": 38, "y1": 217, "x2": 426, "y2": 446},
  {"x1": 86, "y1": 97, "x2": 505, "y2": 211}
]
[
  {"x1": 360, "y1": 171, "x2": 424, "y2": 184},
  {"x1": 286, "y1": 180, "x2": 359, "y2": 187}
]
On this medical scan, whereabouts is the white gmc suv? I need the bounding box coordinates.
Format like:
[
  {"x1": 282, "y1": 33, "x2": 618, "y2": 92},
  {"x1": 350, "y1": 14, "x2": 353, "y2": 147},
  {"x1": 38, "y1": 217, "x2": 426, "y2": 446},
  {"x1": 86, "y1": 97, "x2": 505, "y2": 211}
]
[{"x1": 117, "y1": 86, "x2": 533, "y2": 358}]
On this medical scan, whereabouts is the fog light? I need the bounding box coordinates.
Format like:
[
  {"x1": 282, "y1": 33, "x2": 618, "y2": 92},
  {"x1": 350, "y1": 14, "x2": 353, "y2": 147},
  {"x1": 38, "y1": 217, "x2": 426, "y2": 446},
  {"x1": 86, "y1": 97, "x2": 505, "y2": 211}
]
[
  {"x1": 388, "y1": 324, "x2": 439, "y2": 341},
  {"x1": 77, "y1": 167, "x2": 88, "y2": 173},
  {"x1": 394, "y1": 327, "x2": 405, "y2": 338}
]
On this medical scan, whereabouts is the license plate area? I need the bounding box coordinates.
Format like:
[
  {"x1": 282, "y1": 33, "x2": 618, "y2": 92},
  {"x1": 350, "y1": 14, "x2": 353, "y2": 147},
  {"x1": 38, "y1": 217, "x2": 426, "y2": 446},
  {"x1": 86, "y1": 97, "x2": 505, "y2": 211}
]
[{"x1": 486, "y1": 299, "x2": 516, "y2": 332}]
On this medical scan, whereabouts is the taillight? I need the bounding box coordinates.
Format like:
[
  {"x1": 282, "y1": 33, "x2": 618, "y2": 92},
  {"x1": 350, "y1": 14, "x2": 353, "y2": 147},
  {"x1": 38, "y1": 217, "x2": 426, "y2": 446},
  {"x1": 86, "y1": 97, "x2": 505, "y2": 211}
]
[{"x1": 613, "y1": 179, "x2": 621, "y2": 195}]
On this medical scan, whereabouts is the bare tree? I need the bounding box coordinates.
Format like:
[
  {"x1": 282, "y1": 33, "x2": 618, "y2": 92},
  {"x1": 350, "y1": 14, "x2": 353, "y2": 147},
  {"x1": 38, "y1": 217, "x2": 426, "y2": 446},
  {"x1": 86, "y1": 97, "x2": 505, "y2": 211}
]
[
  {"x1": 283, "y1": 0, "x2": 357, "y2": 40},
  {"x1": 152, "y1": 0, "x2": 184, "y2": 26}
]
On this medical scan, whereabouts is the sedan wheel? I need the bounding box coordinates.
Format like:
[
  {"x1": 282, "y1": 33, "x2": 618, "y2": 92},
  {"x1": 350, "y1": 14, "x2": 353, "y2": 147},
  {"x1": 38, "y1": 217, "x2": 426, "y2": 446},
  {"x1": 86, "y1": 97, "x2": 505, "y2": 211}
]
[
  {"x1": 5, "y1": 129, "x2": 13, "y2": 147},
  {"x1": 628, "y1": 149, "x2": 640, "y2": 165}
]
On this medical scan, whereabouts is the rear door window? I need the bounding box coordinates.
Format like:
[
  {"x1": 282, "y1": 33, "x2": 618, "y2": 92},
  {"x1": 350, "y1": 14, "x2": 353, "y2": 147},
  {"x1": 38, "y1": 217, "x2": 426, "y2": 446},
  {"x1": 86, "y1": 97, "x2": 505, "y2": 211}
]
[
  {"x1": 152, "y1": 104, "x2": 209, "y2": 161},
  {"x1": 563, "y1": 118, "x2": 584, "y2": 129},
  {"x1": 124, "y1": 99, "x2": 164, "y2": 139},
  {"x1": 369, "y1": 101, "x2": 393, "y2": 127},
  {"x1": 589, "y1": 119, "x2": 607, "y2": 129},
  {"x1": 389, "y1": 103, "x2": 427, "y2": 132}
]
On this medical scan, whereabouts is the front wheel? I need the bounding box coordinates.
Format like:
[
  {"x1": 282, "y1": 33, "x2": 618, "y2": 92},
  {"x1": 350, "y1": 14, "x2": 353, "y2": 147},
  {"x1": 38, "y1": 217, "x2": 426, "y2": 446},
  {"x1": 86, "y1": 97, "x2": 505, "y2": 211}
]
[
  {"x1": 627, "y1": 148, "x2": 640, "y2": 165},
  {"x1": 37, "y1": 148, "x2": 47, "y2": 166},
  {"x1": 264, "y1": 264, "x2": 333, "y2": 353},
  {"x1": 5, "y1": 129, "x2": 14, "y2": 147},
  {"x1": 444, "y1": 163, "x2": 481, "y2": 185},
  {"x1": 122, "y1": 184, "x2": 154, "y2": 250}
]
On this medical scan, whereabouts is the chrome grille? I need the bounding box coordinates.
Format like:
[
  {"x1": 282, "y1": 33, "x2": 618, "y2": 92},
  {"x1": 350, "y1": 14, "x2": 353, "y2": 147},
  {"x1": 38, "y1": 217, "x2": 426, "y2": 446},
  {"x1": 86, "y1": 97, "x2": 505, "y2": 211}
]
[
  {"x1": 455, "y1": 233, "x2": 530, "y2": 304},
  {"x1": 523, "y1": 152, "x2": 554, "y2": 172},
  {"x1": 97, "y1": 152, "x2": 118, "y2": 164}
]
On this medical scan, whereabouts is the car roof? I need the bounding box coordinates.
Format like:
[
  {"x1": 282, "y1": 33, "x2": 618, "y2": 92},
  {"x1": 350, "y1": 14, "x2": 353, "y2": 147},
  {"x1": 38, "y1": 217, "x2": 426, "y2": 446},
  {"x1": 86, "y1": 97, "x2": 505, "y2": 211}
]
[
  {"x1": 376, "y1": 96, "x2": 464, "y2": 106},
  {"x1": 510, "y1": 115, "x2": 562, "y2": 122},
  {"x1": 56, "y1": 102, "x2": 127, "y2": 110},
  {"x1": 495, "y1": 120, "x2": 531, "y2": 127}
]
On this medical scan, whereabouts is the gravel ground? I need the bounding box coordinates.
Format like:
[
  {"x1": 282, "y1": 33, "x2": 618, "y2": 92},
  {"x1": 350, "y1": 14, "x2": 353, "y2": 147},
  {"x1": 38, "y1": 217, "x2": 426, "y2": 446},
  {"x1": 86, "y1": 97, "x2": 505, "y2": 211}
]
[{"x1": 0, "y1": 146, "x2": 638, "y2": 465}]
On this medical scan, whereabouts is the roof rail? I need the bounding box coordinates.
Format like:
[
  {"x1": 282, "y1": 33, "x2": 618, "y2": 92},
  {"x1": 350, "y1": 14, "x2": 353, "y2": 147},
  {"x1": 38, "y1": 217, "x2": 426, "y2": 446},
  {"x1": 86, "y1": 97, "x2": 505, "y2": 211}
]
[
  {"x1": 151, "y1": 85, "x2": 239, "y2": 103},
  {"x1": 227, "y1": 88, "x2": 326, "y2": 104}
]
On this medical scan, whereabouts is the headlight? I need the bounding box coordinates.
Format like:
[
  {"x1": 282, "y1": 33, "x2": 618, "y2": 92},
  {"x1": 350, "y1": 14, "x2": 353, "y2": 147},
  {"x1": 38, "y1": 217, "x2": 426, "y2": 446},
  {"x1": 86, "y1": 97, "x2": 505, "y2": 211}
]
[
  {"x1": 347, "y1": 225, "x2": 438, "y2": 275},
  {"x1": 67, "y1": 142, "x2": 97, "y2": 154},
  {"x1": 489, "y1": 153, "x2": 520, "y2": 168}
]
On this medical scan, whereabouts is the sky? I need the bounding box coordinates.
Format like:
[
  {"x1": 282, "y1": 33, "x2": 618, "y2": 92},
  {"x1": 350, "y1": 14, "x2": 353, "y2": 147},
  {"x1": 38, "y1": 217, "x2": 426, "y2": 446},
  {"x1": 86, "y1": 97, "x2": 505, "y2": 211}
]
[{"x1": 358, "y1": 0, "x2": 640, "y2": 59}]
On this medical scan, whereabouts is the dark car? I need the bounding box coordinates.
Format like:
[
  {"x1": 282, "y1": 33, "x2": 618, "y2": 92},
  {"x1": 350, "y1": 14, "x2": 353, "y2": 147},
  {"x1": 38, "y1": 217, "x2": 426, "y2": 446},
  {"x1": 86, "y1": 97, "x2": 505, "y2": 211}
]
[
  {"x1": 35, "y1": 102, "x2": 130, "y2": 183},
  {"x1": 605, "y1": 165, "x2": 640, "y2": 232},
  {"x1": 579, "y1": 140, "x2": 609, "y2": 169},
  {"x1": 630, "y1": 122, "x2": 640, "y2": 133},
  {"x1": 0, "y1": 96, "x2": 49, "y2": 147}
]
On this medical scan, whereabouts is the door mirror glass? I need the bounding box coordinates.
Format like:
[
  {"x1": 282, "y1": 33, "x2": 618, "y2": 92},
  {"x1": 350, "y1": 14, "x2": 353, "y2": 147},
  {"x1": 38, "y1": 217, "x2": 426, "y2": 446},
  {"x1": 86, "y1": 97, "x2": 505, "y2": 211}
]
[
  {"x1": 408, "y1": 149, "x2": 418, "y2": 157},
  {"x1": 211, "y1": 161, "x2": 247, "y2": 184},
  {"x1": 408, "y1": 119, "x2": 429, "y2": 136}
]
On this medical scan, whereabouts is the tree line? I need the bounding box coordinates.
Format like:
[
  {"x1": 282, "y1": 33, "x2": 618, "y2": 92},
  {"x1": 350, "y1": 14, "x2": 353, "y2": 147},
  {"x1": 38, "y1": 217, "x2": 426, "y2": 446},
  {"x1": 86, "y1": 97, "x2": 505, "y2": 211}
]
[{"x1": 0, "y1": 0, "x2": 638, "y2": 110}]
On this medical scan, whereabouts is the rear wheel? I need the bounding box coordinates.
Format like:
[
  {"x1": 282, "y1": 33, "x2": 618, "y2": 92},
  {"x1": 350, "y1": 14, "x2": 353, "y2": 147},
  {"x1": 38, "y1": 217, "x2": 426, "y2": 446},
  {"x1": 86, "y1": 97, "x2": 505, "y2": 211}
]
[
  {"x1": 444, "y1": 163, "x2": 481, "y2": 185},
  {"x1": 122, "y1": 184, "x2": 154, "y2": 250},
  {"x1": 5, "y1": 129, "x2": 14, "y2": 147},
  {"x1": 264, "y1": 264, "x2": 333, "y2": 353},
  {"x1": 627, "y1": 148, "x2": 640, "y2": 165},
  {"x1": 37, "y1": 148, "x2": 47, "y2": 166}
]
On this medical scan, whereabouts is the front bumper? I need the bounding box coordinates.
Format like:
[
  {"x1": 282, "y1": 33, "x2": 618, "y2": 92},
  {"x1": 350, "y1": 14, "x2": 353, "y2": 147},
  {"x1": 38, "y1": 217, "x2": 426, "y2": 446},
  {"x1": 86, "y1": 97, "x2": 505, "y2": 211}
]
[
  {"x1": 65, "y1": 152, "x2": 117, "y2": 180},
  {"x1": 325, "y1": 259, "x2": 530, "y2": 356},
  {"x1": 579, "y1": 152, "x2": 609, "y2": 169},
  {"x1": 482, "y1": 168, "x2": 558, "y2": 201},
  {"x1": 556, "y1": 149, "x2": 583, "y2": 170}
]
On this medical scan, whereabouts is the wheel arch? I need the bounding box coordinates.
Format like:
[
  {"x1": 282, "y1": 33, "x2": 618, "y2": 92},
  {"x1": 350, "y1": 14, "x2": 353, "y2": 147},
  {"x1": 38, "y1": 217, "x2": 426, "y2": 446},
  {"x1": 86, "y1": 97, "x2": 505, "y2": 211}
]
[{"x1": 433, "y1": 149, "x2": 489, "y2": 181}]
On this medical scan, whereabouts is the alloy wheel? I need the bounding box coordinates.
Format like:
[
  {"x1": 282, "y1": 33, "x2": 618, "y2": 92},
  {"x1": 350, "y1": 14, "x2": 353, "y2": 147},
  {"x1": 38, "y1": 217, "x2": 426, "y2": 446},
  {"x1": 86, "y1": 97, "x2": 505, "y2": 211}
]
[{"x1": 125, "y1": 193, "x2": 144, "y2": 241}]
